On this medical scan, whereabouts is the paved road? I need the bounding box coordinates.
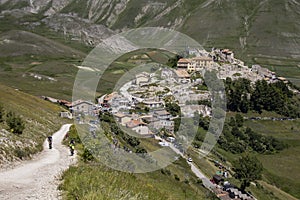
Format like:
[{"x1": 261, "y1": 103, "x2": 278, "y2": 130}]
[
  {"x1": 156, "y1": 136, "x2": 216, "y2": 191},
  {"x1": 168, "y1": 142, "x2": 215, "y2": 189},
  {"x1": 0, "y1": 124, "x2": 76, "y2": 200}
]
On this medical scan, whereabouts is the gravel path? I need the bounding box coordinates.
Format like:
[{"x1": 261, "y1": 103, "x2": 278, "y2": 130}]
[{"x1": 0, "y1": 124, "x2": 76, "y2": 200}]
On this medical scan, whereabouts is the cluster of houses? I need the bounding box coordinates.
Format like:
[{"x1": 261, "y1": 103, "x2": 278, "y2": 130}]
[
  {"x1": 112, "y1": 109, "x2": 175, "y2": 136},
  {"x1": 177, "y1": 47, "x2": 289, "y2": 84},
  {"x1": 47, "y1": 47, "x2": 293, "y2": 145},
  {"x1": 52, "y1": 64, "x2": 212, "y2": 137},
  {"x1": 41, "y1": 47, "x2": 296, "y2": 200}
]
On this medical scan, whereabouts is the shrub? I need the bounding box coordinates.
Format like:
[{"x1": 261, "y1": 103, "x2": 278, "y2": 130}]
[
  {"x1": 174, "y1": 174, "x2": 180, "y2": 181},
  {"x1": 184, "y1": 179, "x2": 189, "y2": 184},
  {"x1": 196, "y1": 178, "x2": 203, "y2": 185},
  {"x1": 81, "y1": 148, "x2": 94, "y2": 162},
  {"x1": 14, "y1": 147, "x2": 28, "y2": 159},
  {"x1": 6, "y1": 111, "x2": 25, "y2": 134},
  {"x1": 161, "y1": 168, "x2": 171, "y2": 176}
]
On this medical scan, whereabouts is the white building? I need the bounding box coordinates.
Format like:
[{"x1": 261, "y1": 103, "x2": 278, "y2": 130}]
[
  {"x1": 192, "y1": 56, "x2": 214, "y2": 70},
  {"x1": 134, "y1": 72, "x2": 150, "y2": 85},
  {"x1": 153, "y1": 119, "x2": 174, "y2": 133},
  {"x1": 69, "y1": 100, "x2": 94, "y2": 115},
  {"x1": 143, "y1": 100, "x2": 164, "y2": 108},
  {"x1": 114, "y1": 112, "x2": 132, "y2": 126},
  {"x1": 126, "y1": 120, "x2": 149, "y2": 135}
]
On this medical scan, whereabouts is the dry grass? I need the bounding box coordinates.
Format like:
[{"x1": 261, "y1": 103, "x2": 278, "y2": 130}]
[{"x1": 0, "y1": 83, "x2": 70, "y2": 165}]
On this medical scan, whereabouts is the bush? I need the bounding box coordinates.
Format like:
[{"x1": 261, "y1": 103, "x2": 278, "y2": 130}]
[
  {"x1": 6, "y1": 111, "x2": 25, "y2": 134},
  {"x1": 196, "y1": 178, "x2": 203, "y2": 185},
  {"x1": 174, "y1": 174, "x2": 180, "y2": 181},
  {"x1": 81, "y1": 148, "x2": 94, "y2": 162},
  {"x1": 14, "y1": 147, "x2": 29, "y2": 159},
  {"x1": 161, "y1": 168, "x2": 171, "y2": 176},
  {"x1": 66, "y1": 125, "x2": 81, "y2": 144}
]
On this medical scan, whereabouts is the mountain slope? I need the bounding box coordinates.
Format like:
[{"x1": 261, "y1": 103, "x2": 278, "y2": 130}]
[
  {"x1": 1, "y1": 0, "x2": 299, "y2": 73},
  {"x1": 0, "y1": 83, "x2": 69, "y2": 167},
  {"x1": 0, "y1": 30, "x2": 85, "y2": 57}
]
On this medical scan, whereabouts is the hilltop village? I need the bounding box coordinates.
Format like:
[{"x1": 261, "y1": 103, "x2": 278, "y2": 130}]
[
  {"x1": 40, "y1": 48, "x2": 299, "y2": 200},
  {"x1": 49, "y1": 48, "x2": 292, "y2": 139}
]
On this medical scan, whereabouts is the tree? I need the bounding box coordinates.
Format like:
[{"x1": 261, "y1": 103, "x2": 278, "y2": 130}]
[
  {"x1": 228, "y1": 117, "x2": 236, "y2": 127},
  {"x1": 165, "y1": 102, "x2": 180, "y2": 117},
  {"x1": 199, "y1": 114, "x2": 210, "y2": 130},
  {"x1": 225, "y1": 78, "x2": 251, "y2": 112},
  {"x1": 166, "y1": 54, "x2": 182, "y2": 68},
  {"x1": 6, "y1": 111, "x2": 25, "y2": 134},
  {"x1": 235, "y1": 114, "x2": 244, "y2": 127},
  {"x1": 233, "y1": 154, "x2": 263, "y2": 191}
]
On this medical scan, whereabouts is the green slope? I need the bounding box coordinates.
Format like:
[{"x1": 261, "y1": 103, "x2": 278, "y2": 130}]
[
  {"x1": 0, "y1": 83, "x2": 69, "y2": 166},
  {"x1": 0, "y1": 30, "x2": 85, "y2": 57},
  {"x1": 0, "y1": 29, "x2": 86, "y2": 100}
]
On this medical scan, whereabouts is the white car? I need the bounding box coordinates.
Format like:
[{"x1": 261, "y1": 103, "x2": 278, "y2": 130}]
[{"x1": 187, "y1": 157, "x2": 193, "y2": 162}]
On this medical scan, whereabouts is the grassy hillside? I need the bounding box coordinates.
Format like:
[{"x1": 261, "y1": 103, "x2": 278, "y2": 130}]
[
  {"x1": 245, "y1": 118, "x2": 300, "y2": 199},
  {"x1": 0, "y1": 1, "x2": 299, "y2": 198},
  {"x1": 0, "y1": 83, "x2": 69, "y2": 166},
  {"x1": 59, "y1": 126, "x2": 214, "y2": 200},
  {"x1": 0, "y1": 30, "x2": 85, "y2": 57},
  {"x1": 1, "y1": 0, "x2": 299, "y2": 88},
  {"x1": 0, "y1": 29, "x2": 86, "y2": 100},
  {"x1": 195, "y1": 111, "x2": 300, "y2": 199},
  {"x1": 60, "y1": 160, "x2": 214, "y2": 200}
]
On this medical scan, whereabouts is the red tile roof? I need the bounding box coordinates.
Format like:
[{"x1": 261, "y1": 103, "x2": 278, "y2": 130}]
[{"x1": 126, "y1": 120, "x2": 147, "y2": 128}]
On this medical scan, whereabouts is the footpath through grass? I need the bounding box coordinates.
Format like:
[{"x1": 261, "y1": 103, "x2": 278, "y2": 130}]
[{"x1": 0, "y1": 83, "x2": 70, "y2": 166}]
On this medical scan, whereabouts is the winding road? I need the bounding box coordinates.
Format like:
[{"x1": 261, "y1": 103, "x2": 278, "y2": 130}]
[{"x1": 0, "y1": 124, "x2": 76, "y2": 200}]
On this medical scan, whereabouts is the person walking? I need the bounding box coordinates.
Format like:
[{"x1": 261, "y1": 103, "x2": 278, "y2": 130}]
[
  {"x1": 70, "y1": 143, "x2": 75, "y2": 156},
  {"x1": 47, "y1": 136, "x2": 53, "y2": 149}
]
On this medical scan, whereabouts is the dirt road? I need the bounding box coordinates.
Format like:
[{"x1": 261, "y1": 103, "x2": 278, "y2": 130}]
[{"x1": 0, "y1": 124, "x2": 76, "y2": 200}]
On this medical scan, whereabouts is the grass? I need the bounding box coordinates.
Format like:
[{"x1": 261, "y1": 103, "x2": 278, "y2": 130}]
[
  {"x1": 259, "y1": 148, "x2": 300, "y2": 198},
  {"x1": 245, "y1": 118, "x2": 300, "y2": 198},
  {"x1": 244, "y1": 119, "x2": 300, "y2": 144},
  {"x1": 214, "y1": 114, "x2": 300, "y2": 199},
  {"x1": 59, "y1": 125, "x2": 216, "y2": 200},
  {"x1": 0, "y1": 2, "x2": 299, "y2": 199},
  {"x1": 0, "y1": 55, "x2": 80, "y2": 100},
  {"x1": 187, "y1": 148, "x2": 217, "y2": 178},
  {"x1": 0, "y1": 83, "x2": 70, "y2": 165},
  {"x1": 60, "y1": 158, "x2": 214, "y2": 200},
  {"x1": 187, "y1": 110, "x2": 300, "y2": 199},
  {"x1": 255, "y1": 59, "x2": 300, "y2": 87},
  {"x1": 0, "y1": 27, "x2": 87, "y2": 100}
]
